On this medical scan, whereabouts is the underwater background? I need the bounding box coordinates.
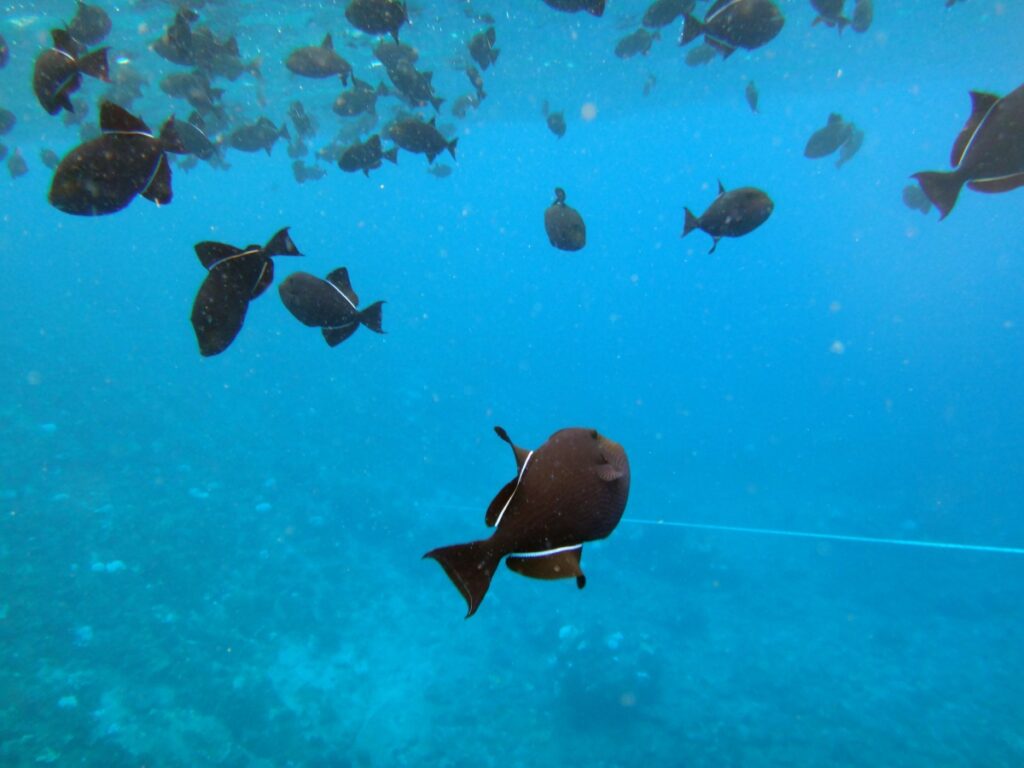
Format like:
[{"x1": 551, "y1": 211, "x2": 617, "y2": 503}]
[{"x1": 2, "y1": 0, "x2": 1024, "y2": 765}]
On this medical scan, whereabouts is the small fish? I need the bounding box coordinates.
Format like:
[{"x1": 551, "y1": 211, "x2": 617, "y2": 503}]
[
  {"x1": 152, "y1": 11, "x2": 196, "y2": 67},
  {"x1": 466, "y1": 65, "x2": 486, "y2": 100},
  {"x1": 451, "y1": 93, "x2": 481, "y2": 118},
  {"x1": 49, "y1": 102, "x2": 188, "y2": 216},
  {"x1": 0, "y1": 108, "x2": 15, "y2": 135},
  {"x1": 642, "y1": 73, "x2": 658, "y2": 96},
  {"x1": 544, "y1": 188, "x2": 586, "y2": 251},
  {"x1": 228, "y1": 117, "x2": 290, "y2": 155},
  {"x1": 468, "y1": 27, "x2": 499, "y2": 71},
  {"x1": 40, "y1": 148, "x2": 61, "y2": 170},
  {"x1": 386, "y1": 116, "x2": 457, "y2": 164},
  {"x1": 333, "y1": 78, "x2": 389, "y2": 118},
  {"x1": 159, "y1": 70, "x2": 224, "y2": 115},
  {"x1": 292, "y1": 160, "x2": 326, "y2": 184},
  {"x1": 33, "y1": 29, "x2": 109, "y2": 115},
  {"x1": 804, "y1": 113, "x2": 852, "y2": 158},
  {"x1": 386, "y1": 59, "x2": 443, "y2": 112},
  {"x1": 684, "y1": 43, "x2": 717, "y2": 66},
  {"x1": 542, "y1": 101, "x2": 566, "y2": 138},
  {"x1": 427, "y1": 163, "x2": 453, "y2": 178},
  {"x1": 285, "y1": 34, "x2": 352, "y2": 84},
  {"x1": 615, "y1": 28, "x2": 658, "y2": 59},
  {"x1": 745, "y1": 80, "x2": 759, "y2": 113},
  {"x1": 810, "y1": 0, "x2": 850, "y2": 31},
  {"x1": 278, "y1": 268, "x2": 385, "y2": 347},
  {"x1": 901, "y1": 184, "x2": 932, "y2": 215},
  {"x1": 643, "y1": 0, "x2": 695, "y2": 28},
  {"x1": 680, "y1": 0, "x2": 784, "y2": 57},
  {"x1": 913, "y1": 85, "x2": 1024, "y2": 219},
  {"x1": 289, "y1": 101, "x2": 318, "y2": 138},
  {"x1": 191, "y1": 228, "x2": 301, "y2": 357},
  {"x1": 835, "y1": 125, "x2": 864, "y2": 168},
  {"x1": 682, "y1": 181, "x2": 774, "y2": 253},
  {"x1": 373, "y1": 40, "x2": 418, "y2": 71},
  {"x1": 424, "y1": 426, "x2": 630, "y2": 617},
  {"x1": 7, "y1": 148, "x2": 27, "y2": 178},
  {"x1": 345, "y1": 0, "x2": 408, "y2": 42},
  {"x1": 68, "y1": 1, "x2": 112, "y2": 46},
  {"x1": 338, "y1": 134, "x2": 398, "y2": 175},
  {"x1": 851, "y1": 0, "x2": 873, "y2": 32},
  {"x1": 541, "y1": 0, "x2": 606, "y2": 16}
]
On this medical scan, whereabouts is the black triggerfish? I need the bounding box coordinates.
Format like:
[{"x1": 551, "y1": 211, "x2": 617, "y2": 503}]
[
  {"x1": 425, "y1": 426, "x2": 630, "y2": 617},
  {"x1": 278, "y1": 268, "x2": 385, "y2": 347},
  {"x1": 682, "y1": 180, "x2": 773, "y2": 253},
  {"x1": 544, "y1": 187, "x2": 586, "y2": 251}
]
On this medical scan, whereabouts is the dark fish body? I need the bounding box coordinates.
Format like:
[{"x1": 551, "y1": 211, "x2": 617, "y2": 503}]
[
  {"x1": 192, "y1": 27, "x2": 259, "y2": 82},
  {"x1": 810, "y1": 0, "x2": 849, "y2": 29},
  {"x1": 543, "y1": 102, "x2": 566, "y2": 137},
  {"x1": 428, "y1": 163, "x2": 453, "y2": 178},
  {"x1": 33, "y1": 30, "x2": 109, "y2": 115},
  {"x1": 286, "y1": 34, "x2": 352, "y2": 84},
  {"x1": 152, "y1": 11, "x2": 195, "y2": 66},
  {"x1": 451, "y1": 93, "x2": 481, "y2": 118},
  {"x1": 836, "y1": 125, "x2": 864, "y2": 168},
  {"x1": 333, "y1": 78, "x2": 388, "y2": 117},
  {"x1": 386, "y1": 116, "x2": 457, "y2": 163},
  {"x1": 0, "y1": 108, "x2": 15, "y2": 135},
  {"x1": 48, "y1": 102, "x2": 187, "y2": 216},
  {"x1": 346, "y1": 0, "x2": 408, "y2": 42},
  {"x1": 191, "y1": 228, "x2": 301, "y2": 357},
  {"x1": 902, "y1": 184, "x2": 932, "y2": 215},
  {"x1": 292, "y1": 160, "x2": 326, "y2": 184},
  {"x1": 374, "y1": 40, "x2": 418, "y2": 70},
  {"x1": 386, "y1": 60, "x2": 443, "y2": 112},
  {"x1": 228, "y1": 118, "x2": 289, "y2": 155},
  {"x1": 466, "y1": 66, "x2": 486, "y2": 100},
  {"x1": 682, "y1": 181, "x2": 773, "y2": 253},
  {"x1": 615, "y1": 28, "x2": 658, "y2": 58},
  {"x1": 542, "y1": 0, "x2": 606, "y2": 16},
  {"x1": 40, "y1": 148, "x2": 61, "y2": 170},
  {"x1": 468, "y1": 26, "x2": 499, "y2": 70},
  {"x1": 913, "y1": 85, "x2": 1024, "y2": 219},
  {"x1": 0, "y1": 34, "x2": 8, "y2": 68},
  {"x1": 160, "y1": 70, "x2": 223, "y2": 114},
  {"x1": 424, "y1": 426, "x2": 630, "y2": 617},
  {"x1": 544, "y1": 187, "x2": 586, "y2": 251},
  {"x1": 7, "y1": 149, "x2": 27, "y2": 178},
  {"x1": 804, "y1": 113, "x2": 852, "y2": 158},
  {"x1": 278, "y1": 268, "x2": 385, "y2": 347},
  {"x1": 851, "y1": 0, "x2": 873, "y2": 32},
  {"x1": 175, "y1": 115, "x2": 217, "y2": 160},
  {"x1": 745, "y1": 80, "x2": 759, "y2": 112},
  {"x1": 338, "y1": 134, "x2": 398, "y2": 175},
  {"x1": 643, "y1": 0, "x2": 695, "y2": 28},
  {"x1": 685, "y1": 44, "x2": 717, "y2": 66},
  {"x1": 69, "y1": 1, "x2": 113, "y2": 46},
  {"x1": 289, "y1": 101, "x2": 317, "y2": 137},
  {"x1": 680, "y1": 0, "x2": 784, "y2": 57}
]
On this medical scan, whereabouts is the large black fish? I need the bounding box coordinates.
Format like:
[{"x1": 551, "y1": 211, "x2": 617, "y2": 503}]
[
  {"x1": 346, "y1": 0, "x2": 408, "y2": 42},
  {"x1": 69, "y1": 1, "x2": 113, "y2": 46},
  {"x1": 682, "y1": 181, "x2": 773, "y2": 253},
  {"x1": 680, "y1": 0, "x2": 784, "y2": 57},
  {"x1": 338, "y1": 134, "x2": 398, "y2": 176},
  {"x1": 542, "y1": 0, "x2": 606, "y2": 16},
  {"x1": 49, "y1": 102, "x2": 187, "y2": 216},
  {"x1": 191, "y1": 228, "x2": 301, "y2": 357},
  {"x1": 386, "y1": 116, "x2": 457, "y2": 163},
  {"x1": 544, "y1": 188, "x2": 586, "y2": 251},
  {"x1": 912, "y1": 85, "x2": 1024, "y2": 219},
  {"x1": 278, "y1": 268, "x2": 385, "y2": 347},
  {"x1": 804, "y1": 113, "x2": 853, "y2": 158},
  {"x1": 425, "y1": 426, "x2": 630, "y2": 617},
  {"x1": 468, "y1": 27, "x2": 499, "y2": 70},
  {"x1": 33, "y1": 29, "x2": 109, "y2": 115},
  {"x1": 643, "y1": 0, "x2": 695, "y2": 28},
  {"x1": 285, "y1": 34, "x2": 352, "y2": 84}
]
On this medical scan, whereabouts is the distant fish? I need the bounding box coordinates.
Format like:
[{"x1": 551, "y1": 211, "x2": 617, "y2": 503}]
[
  {"x1": 543, "y1": 101, "x2": 566, "y2": 138},
  {"x1": 901, "y1": 183, "x2": 932, "y2": 215},
  {"x1": 428, "y1": 163, "x2": 453, "y2": 178},
  {"x1": 680, "y1": 0, "x2": 784, "y2": 58},
  {"x1": 643, "y1": 0, "x2": 695, "y2": 28},
  {"x1": 285, "y1": 34, "x2": 352, "y2": 84},
  {"x1": 466, "y1": 65, "x2": 486, "y2": 100},
  {"x1": 541, "y1": 0, "x2": 606, "y2": 16},
  {"x1": 545, "y1": 188, "x2": 586, "y2": 251},
  {"x1": 804, "y1": 113, "x2": 852, "y2": 158},
  {"x1": 191, "y1": 228, "x2": 301, "y2": 357},
  {"x1": 810, "y1": 0, "x2": 850, "y2": 31},
  {"x1": 345, "y1": 0, "x2": 408, "y2": 42},
  {"x1": 278, "y1": 268, "x2": 385, "y2": 347},
  {"x1": 69, "y1": 1, "x2": 112, "y2": 46},
  {"x1": 745, "y1": 80, "x2": 760, "y2": 113},
  {"x1": 386, "y1": 59, "x2": 443, "y2": 112},
  {"x1": 333, "y1": 77, "x2": 388, "y2": 118},
  {"x1": 615, "y1": 28, "x2": 659, "y2": 58},
  {"x1": 228, "y1": 117, "x2": 289, "y2": 155},
  {"x1": 174, "y1": 112, "x2": 218, "y2": 161},
  {"x1": 33, "y1": 29, "x2": 109, "y2": 115},
  {"x1": 7, "y1": 148, "x2": 27, "y2": 178},
  {"x1": 386, "y1": 116, "x2": 456, "y2": 164},
  {"x1": 851, "y1": 0, "x2": 873, "y2": 32},
  {"x1": 40, "y1": 148, "x2": 61, "y2": 170},
  {"x1": 0, "y1": 108, "x2": 15, "y2": 135},
  {"x1": 424, "y1": 426, "x2": 630, "y2": 617},
  {"x1": 49, "y1": 102, "x2": 188, "y2": 216},
  {"x1": 292, "y1": 160, "x2": 326, "y2": 184},
  {"x1": 642, "y1": 73, "x2": 658, "y2": 96},
  {"x1": 835, "y1": 125, "x2": 864, "y2": 168},
  {"x1": 289, "y1": 100, "x2": 318, "y2": 137},
  {"x1": 912, "y1": 85, "x2": 1024, "y2": 219},
  {"x1": 682, "y1": 181, "x2": 773, "y2": 253},
  {"x1": 684, "y1": 43, "x2": 717, "y2": 66},
  {"x1": 468, "y1": 26, "x2": 499, "y2": 71},
  {"x1": 151, "y1": 10, "x2": 196, "y2": 67},
  {"x1": 338, "y1": 134, "x2": 398, "y2": 175}
]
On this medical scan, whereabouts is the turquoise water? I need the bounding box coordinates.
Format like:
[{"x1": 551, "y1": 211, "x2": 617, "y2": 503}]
[{"x1": 2, "y1": 1, "x2": 1024, "y2": 765}]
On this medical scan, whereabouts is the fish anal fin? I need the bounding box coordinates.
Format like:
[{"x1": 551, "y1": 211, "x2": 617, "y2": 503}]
[
  {"x1": 423, "y1": 539, "x2": 501, "y2": 618},
  {"x1": 322, "y1": 323, "x2": 359, "y2": 347},
  {"x1": 967, "y1": 172, "x2": 1024, "y2": 194},
  {"x1": 325, "y1": 267, "x2": 358, "y2": 305},
  {"x1": 506, "y1": 546, "x2": 585, "y2": 588},
  {"x1": 485, "y1": 478, "x2": 517, "y2": 527},
  {"x1": 951, "y1": 91, "x2": 1000, "y2": 167}
]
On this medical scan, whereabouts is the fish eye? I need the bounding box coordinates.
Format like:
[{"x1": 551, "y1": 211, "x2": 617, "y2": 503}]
[{"x1": 590, "y1": 430, "x2": 599, "y2": 440}]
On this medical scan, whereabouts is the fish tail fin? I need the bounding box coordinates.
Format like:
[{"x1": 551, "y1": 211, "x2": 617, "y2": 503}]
[
  {"x1": 264, "y1": 227, "x2": 301, "y2": 257},
  {"x1": 79, "y1": 47, "x2": 110, "y2": 82},
  {"x1": 359, "y1": 300, "x2": 385, "y2": 334},
  {"x1": 159, "y1": 118, "x2": 189, "y2": 154},
  {"x1": 911, "y1": 170, "x2": 964, "y2": 220},
  {"x1": 424, "y1": 539, "x2": 502, "y2": 618},
  {"x1": 431, "y1": 96, "x2": 444, "y2": 112},
  {"x1": 447, "y1": 137, "x2": 458, "y2": 160},
  {"x1": 680, "y1": 14, "x2": 702, "y2": 45},
  {"x1": 383, "y1": 146, "x2": 398, "y2": 164},
  {"x1": 682, "y1": 207, "x2": 700, "y2": 237}
]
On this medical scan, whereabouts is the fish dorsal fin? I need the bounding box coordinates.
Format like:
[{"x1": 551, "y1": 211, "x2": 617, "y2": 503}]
[
  {"x1": 493, "y1": 426, "x2": 531, "y2": 474},
  {"x1": 322, "y1": 33, "x2": 333, "y2": 49},
  {"x1": 951, "y1": 90, "x2": 1000, "y2": 167},
  {"x1": 51, "y1": 28, "x2": 76, "y2": 54},
  {"x1": 195, "y1": 241, "x2": 244, "y2": 270},
  {"x1": 428, "y1": 116, "x2": 436, "y2": 127},
  {"x1": 263, "y1": 227, "x2": 301, "y2": 257},
  {"x1": 225, "y1": 36, "x2": 240, "y2": 56},
  {"x1": 366, "y1": 134, "x2": 381, "y2": 152},
  {"x1": 352, "y1": 76, "x2": 368, "y2": 91},
  {"x1": 100, "y1": 102, "x2": 151, "y2": 135},
  {"x1": 326, "y1": 267, "x2": 359, "y2": 306},
  {"x1": 827, "y1": 113, "x2": 844, "y2": 125},
  {"x1": 717, "y1": 179, "x2": 726, "y2": 195}
]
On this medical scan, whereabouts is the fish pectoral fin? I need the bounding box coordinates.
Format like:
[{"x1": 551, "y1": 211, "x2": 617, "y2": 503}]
[
  {"x1": 966, "y1": 173, "x2": 1024, "y2": 195},
  {"x1": 595, "y1": 463, "x2": 624, "y2": 483},
  {"x1": 506, "y1": 546, "x2": 585, "y2": 588},
  {"x1": 485, "y1": 478, "x2": 517, "y2": 527}
]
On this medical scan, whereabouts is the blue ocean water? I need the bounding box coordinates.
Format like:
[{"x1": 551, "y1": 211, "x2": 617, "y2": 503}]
[{"x1": 2, "y1": 1, "x2": 1024, "y2": 765}]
